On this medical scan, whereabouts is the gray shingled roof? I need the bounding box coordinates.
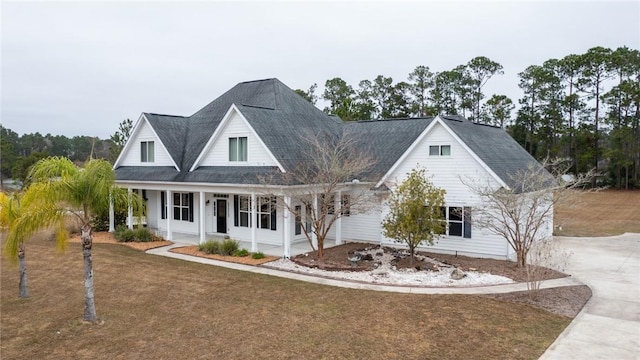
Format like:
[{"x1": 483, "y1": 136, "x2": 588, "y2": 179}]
[
  {"x1": 441, "y1": 115, "x2": 549, "y2": 190},
  {"x1": 116, "y1": 78, "x2": 544, "y2": 190},
  {"x1": 345, "y1": 117, "x2": 434, "y2": 180}
]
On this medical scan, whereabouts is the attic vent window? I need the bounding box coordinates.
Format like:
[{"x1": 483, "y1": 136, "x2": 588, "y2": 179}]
[
  {"x1": 229, "y1": 137, "x2": 248, "y2": 162},
  {"x1": 429, "y1": 145, "x2": 451, "y2": 156},
  {"x1": 141, "y1": 141, "x2": 155, "y2": 162}
]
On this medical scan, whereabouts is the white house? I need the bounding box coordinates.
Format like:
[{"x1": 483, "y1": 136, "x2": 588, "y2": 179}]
[{"x1": 114, "y1": 78, "x2": 551, "y2": 260}]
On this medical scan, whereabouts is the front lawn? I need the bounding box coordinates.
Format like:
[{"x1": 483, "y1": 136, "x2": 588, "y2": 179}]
[
  {"x1": 1, "y1": 234, "x2": 569, "y2": 360},
  {"x1": 555, "y1": 189, "x2": 640, "y2": 236}
]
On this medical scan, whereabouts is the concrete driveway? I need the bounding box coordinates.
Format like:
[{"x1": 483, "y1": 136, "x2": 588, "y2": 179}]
[{"x1": 540, "y1": 233, "x2": 640, "y2": 359}]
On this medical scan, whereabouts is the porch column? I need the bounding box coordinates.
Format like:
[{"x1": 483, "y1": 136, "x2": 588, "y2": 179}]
[
  {"x1": 199, "y1": 191, "x2": 206, "y2": 244},
  {"x1": 127, "y1": 188, "x2": 133, "y2": 229},
  {"x1": 335, "y1": 191, "x2": 342, "y2": 245},
  {"x1": 166, "y1": 190, "x2": 172, "y2": 241},
  {"x1": 251, "y1": 192, "x2": 257, "y2": 252},
  {"x1": 312, "y1": 193, "x2": 318, "y2": 248},
  {"x1": 108, "y1": 193, "x2": 115, "y2": 232},
  {"x1": 283, "y1": 195, "x2": 292, "y2": 258}
]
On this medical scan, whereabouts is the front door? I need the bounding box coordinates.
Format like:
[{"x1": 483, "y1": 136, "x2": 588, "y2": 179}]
[{"x1": 216, "y1": 199, "x2": 227, "y2": 233}]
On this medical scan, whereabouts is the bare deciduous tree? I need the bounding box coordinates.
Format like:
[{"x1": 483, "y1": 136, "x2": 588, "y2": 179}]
[
  {"x1": 525, "y1": 237, "x2": 572, "y2": 299},
  {"x1": 260, "y1": 130, "x2": 378, "y2": 261},
  {"x1": 464, "y1": 158, "x2": 595, "y2": 268}
]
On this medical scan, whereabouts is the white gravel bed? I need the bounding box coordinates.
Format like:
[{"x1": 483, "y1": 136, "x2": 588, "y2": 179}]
[{"x1": 265, "y1": 258, "x2": 515, "y2": 287}]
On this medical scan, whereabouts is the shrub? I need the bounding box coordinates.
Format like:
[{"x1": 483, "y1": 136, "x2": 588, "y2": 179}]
[
  {"x1": 252, "y1": 252, "x2": 265, "y2": 259},
  {"x1": 198, "y1": 239, "x2": 220, "y2": 255},
  {"x1": 133, "y1": 227, "x2": 153, "y2": 242},
  {"x1": 233, "y1": 249, "x2": 249, "y2": 257},
  {"x1": 220, "y1": 239, "x2": 240, "y2": 256},
  {"x1": 114, "y1": 226, "x2": 135, "y2": 242}
]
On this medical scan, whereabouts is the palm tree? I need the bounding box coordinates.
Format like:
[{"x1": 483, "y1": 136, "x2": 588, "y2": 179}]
[
  {"x1": 24, "y1": 157, "x2": 138, "y2": 322},
  {"x1": 1, "y1": 192, "x2": 66, "y2": 298}
]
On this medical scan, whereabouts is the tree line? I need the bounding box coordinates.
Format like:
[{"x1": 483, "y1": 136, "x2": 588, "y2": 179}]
[
  {"x1": 0, "y1": 119, "x2": 132, "y2": 185},
  {"x1": 295, "y1": 46, "x2": 640, "y2": 189}
]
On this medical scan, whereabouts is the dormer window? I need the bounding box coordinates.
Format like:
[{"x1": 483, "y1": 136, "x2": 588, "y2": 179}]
[
  {"x1": 141, "y1": 141, "x2": 155, "y2": 162},
  {"x1": 229, "y1": 137, "x2": 248, "y2": 162},
  {"x1": 429, "y1": 145, "x2": 451, "y2": 156}
]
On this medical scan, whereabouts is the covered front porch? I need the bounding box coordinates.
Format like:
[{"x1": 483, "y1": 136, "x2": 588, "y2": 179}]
[{"x1": 110, "y1": 185, "x2": 349, "y2": 258}]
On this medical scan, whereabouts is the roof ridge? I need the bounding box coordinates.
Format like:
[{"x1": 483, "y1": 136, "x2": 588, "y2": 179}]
[
  {"x1": 239, "y1": 78, "x2": 277, "y2": 84},
  {"x1": 145, "y1": 112, "x2": 187, "y2": 118}
]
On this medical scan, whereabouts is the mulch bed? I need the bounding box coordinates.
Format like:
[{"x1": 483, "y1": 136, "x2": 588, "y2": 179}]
[
  {"x1": 68, "y1": 231, "x2": 173, "y2": 251},
  {"x1": 169, "y1": 246, "x2": 279, "y2": 266}
]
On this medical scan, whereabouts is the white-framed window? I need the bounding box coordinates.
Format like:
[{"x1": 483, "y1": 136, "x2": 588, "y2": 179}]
[
  {"x1": 294, "y1": 205, "x2": 302, "y2": 235},
  {"x1": 257, "y1": 196, "x2": 277, "y2": 230},
  {"x1": 229, "y1": 137, "x2": 248, "y2": 162},
  {"x1": 234, "y1": 195, "x2": 251, "y2": 227},
  {"x1": 429, "y1": 145, "x2": 451, "y2": 156},
  {"x1": 341, "y1": 194, "x2": 351, "y2": 216},
  {"x1": 141, "y1": 141, "x2": 155, "y2": 162},
  {"x1": 321, "y1": 193, "x2": 335, "y2": 215},
  {"x1": 438, "y1": 206, "x2": 472, "y2": 238},
  {"x1": 173, "y1": 192, "x2": 194, "y2": 222}
]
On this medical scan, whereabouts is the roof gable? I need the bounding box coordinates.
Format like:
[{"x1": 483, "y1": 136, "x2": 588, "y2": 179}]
[
  {"x1": 190, "y1": 104, "x2": 284, "y2": 171},
  {"x1": 114, "y1": 114, "x2": 180, "y2": 170}
]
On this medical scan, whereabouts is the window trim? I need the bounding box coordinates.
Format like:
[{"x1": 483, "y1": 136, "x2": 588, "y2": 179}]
[
  {"x1": 229, "y1": 136, "x2": 248, "y2": 162},
  {"x1": 172, "y1": 192, "x2": 194, "y2": 222},
  {"x1": 234, "y1": 195, "x2": 252, "y2": 228},
  {"x1": 341, "y1": 194, "x2": 351, "y2": 216},
  {"x1": 439, "y1": 205, "x2": 471, "y2": 238},
  {"x1": 257, "y1": 196, "x2": 277, "y2": 231},
  {"x1": 141, "y1": 141, "x2": 155, "y2": 162},
  {"x1": 429, "y1": 144, "x2": 451, "y2": 156},
  {"x1": 294, "y1": 205, "x2": 302, "y2": 235}
]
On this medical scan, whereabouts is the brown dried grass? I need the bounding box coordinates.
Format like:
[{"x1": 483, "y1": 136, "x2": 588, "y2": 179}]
[{"x1": 1, "y1": 234, "x2": 569, "y2": 360}]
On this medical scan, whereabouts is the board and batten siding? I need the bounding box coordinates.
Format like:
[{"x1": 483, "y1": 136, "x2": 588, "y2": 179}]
[
  {"x1": 380, "y1": 121, "x2": 512, "y2": 259},
  {"x1": 119, "y1": 119, "x2": 174, "y2": 167},
  {"x1": 199, "y1": 111, "x2": 278, "y2": 167}
]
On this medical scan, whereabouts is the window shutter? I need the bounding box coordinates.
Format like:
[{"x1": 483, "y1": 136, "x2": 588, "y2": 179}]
[
  {"x1": 233, "y1": 195, "x2": 239, "y2": 227},
  {"x1": 271, "y1": 197, "x2": 277, "y2": 231},
  {"x1": 189, "y1": 193, "x2": 194, "y2": 222},
  {"x1": 463, "y1": 207, "x2": 472, "y2": 238},
  {"x1": 161, "y1": 191, "x2": 166, "y2": 219}
]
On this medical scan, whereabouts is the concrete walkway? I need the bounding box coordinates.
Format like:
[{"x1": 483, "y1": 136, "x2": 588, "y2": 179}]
[
  {"x1": 146, "y1": 234, "x2": 640, "y2": 357},
  {"x1": 540, "y1": 233, "x2": 640, "y2": 359}
]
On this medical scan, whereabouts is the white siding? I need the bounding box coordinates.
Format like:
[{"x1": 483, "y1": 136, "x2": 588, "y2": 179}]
[
  {"x1": 120, "y1": 120, "x2": 174, "y2": 167},
  {"x1": 146, "y1": 190, "x2": 159, "y2": 229},
  {"x1": 378, "y1": 121, "x2": 512, "y2": 259},
  {"x1": 341, "y1": 210, "x2": 382, "y2": 243},
  {"x1": 199, "y1": 111, "x2": 277, "y2": 167}
]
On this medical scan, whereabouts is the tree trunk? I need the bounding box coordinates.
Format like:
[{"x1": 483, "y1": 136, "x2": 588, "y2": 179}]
[
  {"x1": 516, "y1": 250, "x2": 526, "y2": 268},
  {"x1": 81, "y1": 225, "x2": 98, "y2": 322},
  {"x1": 18, "y1": 242, "x2": 28, "y2": 298},
  {"x1": 317, "y1": 236, "x2": 324, "y2": 261}
]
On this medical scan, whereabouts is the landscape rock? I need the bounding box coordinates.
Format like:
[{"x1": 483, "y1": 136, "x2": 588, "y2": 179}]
[{"x1": 450, "y1": 268, "x2": 466, "y2": 280}]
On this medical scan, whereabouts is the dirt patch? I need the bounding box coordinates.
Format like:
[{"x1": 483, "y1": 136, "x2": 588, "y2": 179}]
[
  {"x1": 484, "y1": 285, "x2": 592, "y2": 318},
  {"x1": 293, "y1": 242, "x2": 567, "y2": 283},
  {"x1": 68, "y1": 231, "x2": 173, "y2": 251},
  {"x1": 170, "y1": 246, "x2": 279, "y2": 266}
]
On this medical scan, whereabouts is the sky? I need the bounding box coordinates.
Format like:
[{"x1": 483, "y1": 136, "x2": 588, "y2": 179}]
[{"x1": 1, "y1": 0, "x2": 639, "y2": 139}]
